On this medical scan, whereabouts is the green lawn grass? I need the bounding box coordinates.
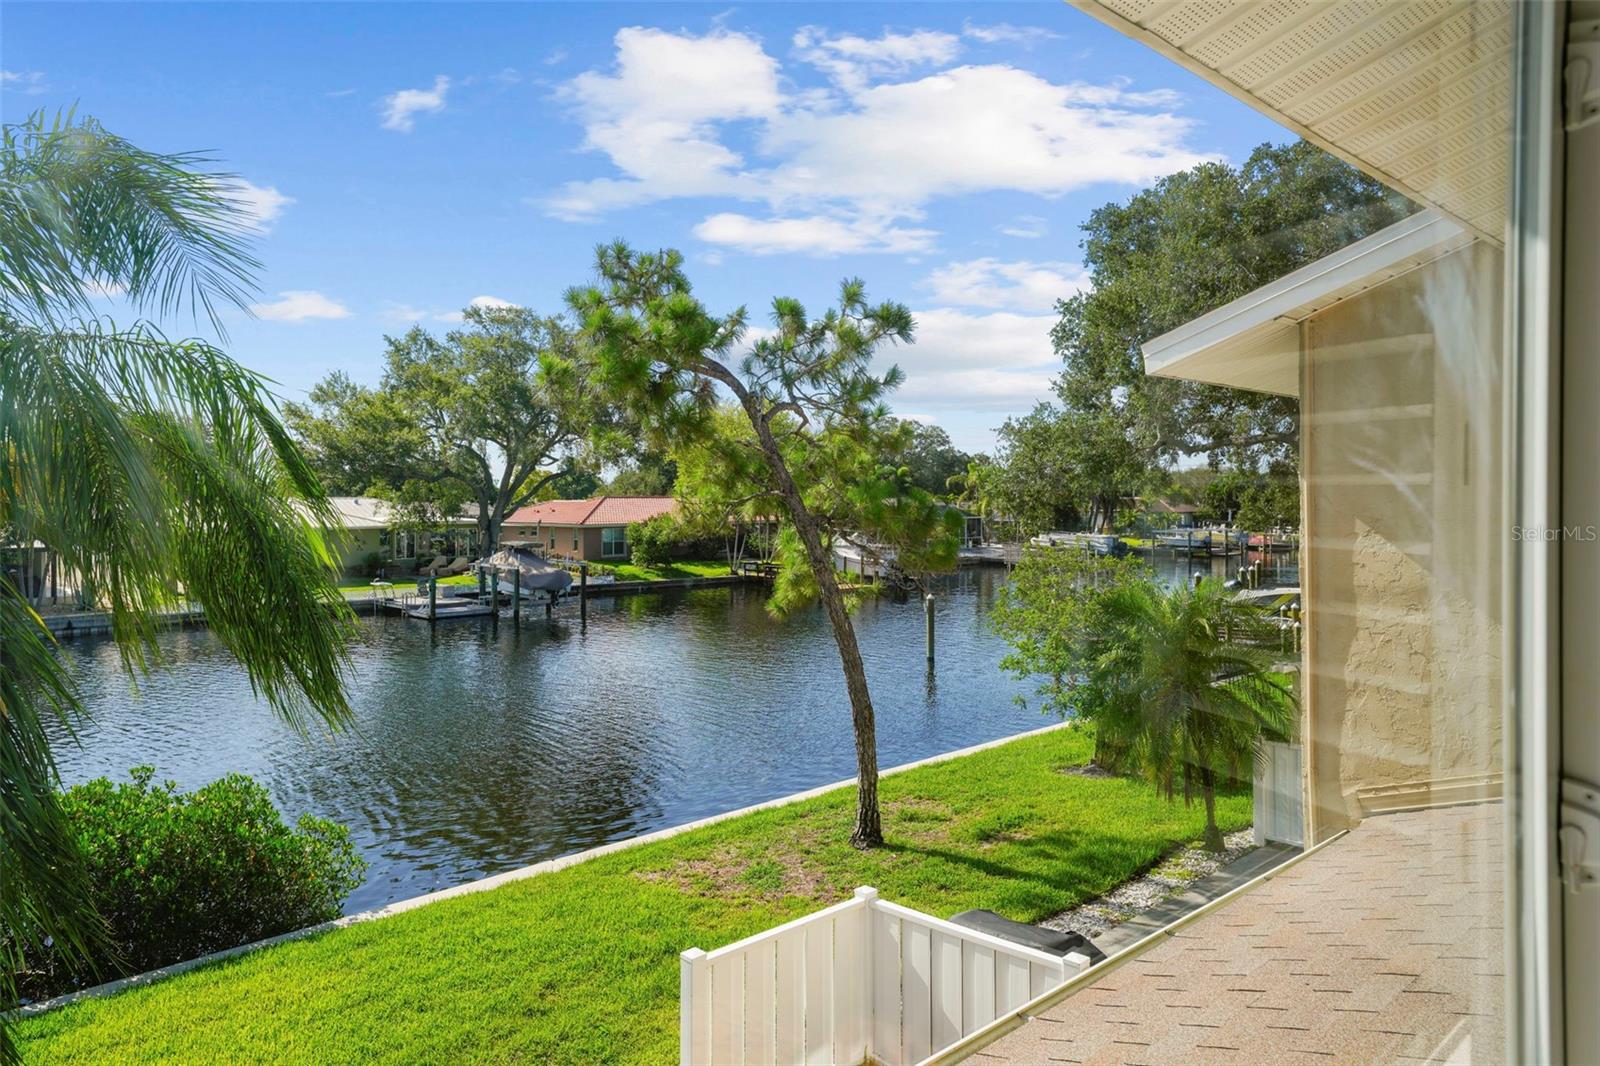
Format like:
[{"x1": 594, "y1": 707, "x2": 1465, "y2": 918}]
[
  {"x1": 18, "y1": 727, "x2": 1250, "y2": 1065},
  {"x1": 336, "y1": 573, "x2": 475, "y2": 593},
  {"x1": 604, "y1": 558, "x2": 732, "y2": 582}
]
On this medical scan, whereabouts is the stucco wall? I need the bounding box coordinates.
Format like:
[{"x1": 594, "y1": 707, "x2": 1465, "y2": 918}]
[
  {"x1": 1301, "y1": 242, "x2": 1504, "y2": 840},
  {"x1": 331, "y1": 528, "x2": 384, "y2": 573},
  {"x1": 499, "y1": 524, "x2": 609, "y2": 561}
]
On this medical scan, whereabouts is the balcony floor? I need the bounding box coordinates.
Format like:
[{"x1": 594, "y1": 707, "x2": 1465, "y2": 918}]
[{"x1": 969, "y1": 802, "x2": 1504, "y2": 1064}]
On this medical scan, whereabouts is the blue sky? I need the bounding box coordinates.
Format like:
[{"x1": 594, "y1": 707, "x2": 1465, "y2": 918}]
[{"x1": 3, "y1": 2, "x2": 1285, "y2": 453}]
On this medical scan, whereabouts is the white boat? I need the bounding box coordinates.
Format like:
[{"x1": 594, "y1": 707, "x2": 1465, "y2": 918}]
[{"x1": 1030, "y1": 532, "x2": 1125, "y2": 556}]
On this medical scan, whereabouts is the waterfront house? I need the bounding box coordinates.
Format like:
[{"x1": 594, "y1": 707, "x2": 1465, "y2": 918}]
[
  {"x1": 501, "y1": 496, "x2": 678, "y2": 562},
  {"x1": 319, "y1": 496, "x2": 480, "y2": 575},
  {"x1": 1132, "y1": 497, "x2": 1199, "y2": 528}
]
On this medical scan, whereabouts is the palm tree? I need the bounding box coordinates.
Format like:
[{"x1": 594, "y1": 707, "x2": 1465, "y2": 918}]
[
  {"x1": 1080, "y1": 577, "x2": 1296, "y2": 851},
  {"x1": 1, "y1": 111, "x2": 355, "y2": 1051}
]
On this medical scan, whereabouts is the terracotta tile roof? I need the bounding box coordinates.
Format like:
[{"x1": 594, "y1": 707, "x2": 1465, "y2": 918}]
[
  {"x1": 971, "y1": 803, "x2": 1503, "y2": 1064},
  {"x1": 505, "y1": 496, "x2": 678, "y2": 528}
]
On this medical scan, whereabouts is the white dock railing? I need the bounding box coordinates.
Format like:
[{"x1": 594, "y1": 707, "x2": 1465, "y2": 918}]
[{"x1": 681, "y1": 886, "x2": 1091, "y2": 1065}]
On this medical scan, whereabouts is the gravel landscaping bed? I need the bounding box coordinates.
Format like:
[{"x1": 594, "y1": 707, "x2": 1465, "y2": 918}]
[{"x1": 1039, "y1": 827, "x2": 1256, "y2": 939}]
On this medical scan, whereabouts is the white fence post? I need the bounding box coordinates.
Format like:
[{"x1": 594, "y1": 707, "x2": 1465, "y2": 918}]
[
  {"x1": 680, "y1": 948, "x2": 709, "y2": 1065},
  {"x1": 849, "y1": 887, "x2": 879, "y2": 1064}
]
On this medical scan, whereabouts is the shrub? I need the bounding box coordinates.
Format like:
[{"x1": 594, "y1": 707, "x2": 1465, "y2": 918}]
[
  {"x1": 10, "y1": 767, "x2": 365, "y2": 1003},
  {"x1": 627, "y1": 514, "x2": 685, "y2": 569}
]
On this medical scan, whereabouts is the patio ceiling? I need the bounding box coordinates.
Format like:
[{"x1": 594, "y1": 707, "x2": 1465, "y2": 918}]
[{"x1": 1069, "y1": 0, "x2": 1513, "y2": 244}]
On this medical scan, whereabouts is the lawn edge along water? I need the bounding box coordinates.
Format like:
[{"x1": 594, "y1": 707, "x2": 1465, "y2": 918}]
[
  {"x1": 18, "y1": 723, "x2": 1253, "y2": 1065},
  {"x1": 17, "y1": 721, "x2": 1073, "y2": 1019}
]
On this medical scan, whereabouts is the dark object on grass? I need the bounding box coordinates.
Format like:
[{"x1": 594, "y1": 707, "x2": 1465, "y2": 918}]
[{"x1": 947, "y1": 909, "x2": 1107, "y2": 964}]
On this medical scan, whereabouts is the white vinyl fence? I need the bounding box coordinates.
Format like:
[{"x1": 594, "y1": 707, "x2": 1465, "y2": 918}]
[
  {"x1": 680, "y1": 886, "x2": 1091, "y2": 1066},
  {"x1": 1254, "y1": 739, "x2": 1305, "y2": 847}
]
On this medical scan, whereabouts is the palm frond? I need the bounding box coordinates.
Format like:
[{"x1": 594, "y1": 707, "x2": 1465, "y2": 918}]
[
  {"x1": 0, "y1": 113, "x2": 349, "y2": 1055},
  {"x1": 0, "y1": 110, "x2": 259, "y2": 334}
]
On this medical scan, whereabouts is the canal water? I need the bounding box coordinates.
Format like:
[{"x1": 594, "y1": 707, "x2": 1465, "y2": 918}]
[
  {"x1": 49, "y1": 550, "x2": 1295, "y2": 913},
  {"x1": 52, "y1": 569, "x2": 1033, "y2": 911}
]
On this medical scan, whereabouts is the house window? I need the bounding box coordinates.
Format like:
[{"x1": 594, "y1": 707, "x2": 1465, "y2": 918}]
[{"x1": 600, "y1": 527, "x2": 627, "y2": 558}]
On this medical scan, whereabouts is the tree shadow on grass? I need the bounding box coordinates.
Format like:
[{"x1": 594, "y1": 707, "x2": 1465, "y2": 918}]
[{"x1": 877, "y1": 821, "x2": 1236, "y2": 922}]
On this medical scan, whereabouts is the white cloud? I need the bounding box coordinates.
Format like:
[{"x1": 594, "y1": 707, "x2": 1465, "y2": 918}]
[
  {"x1": 386, "y1": 294, "x2": 518, "y2": 324},
  {"x1": 2, "y1": 70, "x2": 48, "y2": 95},
  {"x1": 760, "y1": 66, "x2": 1206, "y2": 210},
  {"x1": 547, "y1": 28, "x2": 780, "y2": 219},
  {"x1": 694, "y1": 212, "x2": 935, "y2": 256},
  {"x1": 883, "y1": 307, "x2": 1058, "y2": 413},
  {"x1": 925, "y1": 258, "x2": 1089, "y2": 313},
  {"x1": 221, "y1": 179, "x2": 294, "y2": 231},
  {"x1": 251, "y1": 290, "x2": 351, "y2": 322},
  {"x1": 999, "y1": 214, "x2": 1048, "y2": 239},
  {"x1": 962, "y1": 22, "x2": 1061, "y2": 47},
  {"x1": 382, "y1": 75, "x2": 450, "y2": 132},
  {"x1": 793, "y1": 27, "x2": 960, "y2": 92},
  {"x1": 547, "y1": 30, "x2": 1214, "y2": 247}
]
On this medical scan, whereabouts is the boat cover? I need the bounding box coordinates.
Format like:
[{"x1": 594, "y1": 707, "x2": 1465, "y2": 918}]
[{"x1": 483, "y1": 546, "x2": 573, "y2": 595}]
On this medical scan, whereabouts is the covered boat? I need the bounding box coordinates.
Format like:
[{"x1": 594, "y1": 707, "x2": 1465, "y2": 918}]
[{"x1": 482, "y1": 544, "x2": 573, "y2": 597}]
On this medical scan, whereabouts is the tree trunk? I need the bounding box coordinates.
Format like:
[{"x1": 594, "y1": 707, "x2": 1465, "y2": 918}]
[
  {"x1": 1198, "y1": 765, "x2": 1224, "y2": 852},
  {"x1": 483, "y1": 512, "x2": 500, "y2": 556},
  {"x1": 747, "y1": 407, "x2": 883, "y2": 848}
]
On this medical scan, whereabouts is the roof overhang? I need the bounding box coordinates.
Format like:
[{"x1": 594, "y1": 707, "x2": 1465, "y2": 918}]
[
  {"x1": 1141, "y1": 210, "x2": 1471, "y2": 396},
  {"x1": 1069, "y1": 0, "x2": 1511, "y2": 245}
]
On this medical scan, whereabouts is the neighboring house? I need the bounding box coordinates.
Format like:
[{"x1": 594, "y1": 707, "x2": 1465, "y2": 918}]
[
  {"x1": 1151, "y1": 499, "x2": 1199, "y2": 528},
  {"x1": 501, "y1": 496, "x2": 678, "y2": 562},
  {"x1": 1138, "y1": 497, "x2": 1199, "y2": 528},
  {"x1": 318, "y1": 497, "x2": 480, "y2": 574}
]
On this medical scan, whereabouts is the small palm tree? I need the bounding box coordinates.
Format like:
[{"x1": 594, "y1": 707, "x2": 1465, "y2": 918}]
[
  {"x1": 1, "y1": 110, "x2": 355, "y2": 1048},
  {"x1": 1080, "y1": 577, "x2": 1296, "y2": 851}
]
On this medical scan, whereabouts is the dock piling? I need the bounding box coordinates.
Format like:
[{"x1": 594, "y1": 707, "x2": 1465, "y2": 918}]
[
  {"x1": 512, "y1": 568, "x2": 521, "y2": 628},
  {"x1": 428, "y1": 574, "x2": 437, "y2": 625},
  {"x1": 925, "y1": 592, "x2": 935, "y2": 664},
  {"x1": 580, "y1": 565, "x2": 588, "y2": 627}
]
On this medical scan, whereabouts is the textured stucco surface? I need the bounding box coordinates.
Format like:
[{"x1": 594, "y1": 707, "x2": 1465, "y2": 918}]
[{"x1": 1300, "y1": 244, "x2": 1504, "y2": 839}]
